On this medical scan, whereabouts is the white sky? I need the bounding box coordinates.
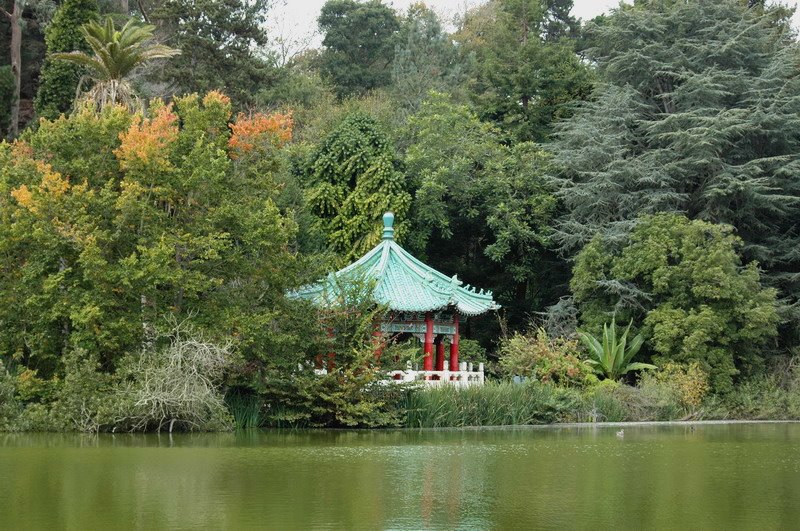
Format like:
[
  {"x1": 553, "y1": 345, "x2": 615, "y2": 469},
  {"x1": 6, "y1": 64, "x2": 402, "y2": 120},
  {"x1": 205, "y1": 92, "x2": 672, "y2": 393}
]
[{"x1": 270, "y1": 0, "x2": 800, "y2": 52}]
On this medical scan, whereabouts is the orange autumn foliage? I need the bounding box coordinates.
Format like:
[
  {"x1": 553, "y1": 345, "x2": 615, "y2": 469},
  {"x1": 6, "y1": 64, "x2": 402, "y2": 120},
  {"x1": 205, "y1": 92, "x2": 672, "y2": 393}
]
[
  {"x1": 10, "y1": 185, "x2": 34, "y2": 211},
  {"x1": 115, "y1": 105, "x2": 179, "y2": 171},
  {"x1": 11, "y1": 161, "x2": 70, "y2": 213},
  {"x1": 203, "y1": 90, "x2": 232, "y2": 112},
  {"x1": 228, "y1": 112, "x2": 293, "y2": 158}
]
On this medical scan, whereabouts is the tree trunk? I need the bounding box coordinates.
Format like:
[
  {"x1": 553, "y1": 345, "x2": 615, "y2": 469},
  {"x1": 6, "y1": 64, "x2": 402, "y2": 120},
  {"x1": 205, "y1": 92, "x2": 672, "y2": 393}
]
[
  {"x1": 4, "y1": 1, "x2": 22, "y2": 138},
  {"x1": 120, "y1": 0, "x2": 129, "y2": 13}
]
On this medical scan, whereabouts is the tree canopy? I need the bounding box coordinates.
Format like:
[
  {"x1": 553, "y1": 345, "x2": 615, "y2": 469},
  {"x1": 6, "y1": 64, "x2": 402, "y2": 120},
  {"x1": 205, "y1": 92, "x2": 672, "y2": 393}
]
[
  {"x1": 551, "y1": 0, "x2": 800, "y2": 330},
  {"x1": 572, "y1": 214, "x2": 778, "y2": 392},
  {"x1": 317, "y1": 0, "x2": 400, "y2": 98}
]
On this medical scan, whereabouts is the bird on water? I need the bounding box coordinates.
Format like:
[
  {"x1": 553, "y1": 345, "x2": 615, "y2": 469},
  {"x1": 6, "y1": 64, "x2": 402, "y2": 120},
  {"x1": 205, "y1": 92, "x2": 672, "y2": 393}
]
[{"x1": 616, "y1": 429, "x2": 624, "y2": 438}]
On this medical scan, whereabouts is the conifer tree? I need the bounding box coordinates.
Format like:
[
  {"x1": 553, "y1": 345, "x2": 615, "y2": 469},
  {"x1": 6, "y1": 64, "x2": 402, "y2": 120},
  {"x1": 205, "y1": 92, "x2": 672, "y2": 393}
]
[
  {"x1": 457, "y1": 0, "x2": 591, "y2": 142},
  {"x1": 552, "y1": 0, "x2": 800, "y2": 335},
  {"x1": 390, "y1": 4, "x2": 461, "y2": 114}
]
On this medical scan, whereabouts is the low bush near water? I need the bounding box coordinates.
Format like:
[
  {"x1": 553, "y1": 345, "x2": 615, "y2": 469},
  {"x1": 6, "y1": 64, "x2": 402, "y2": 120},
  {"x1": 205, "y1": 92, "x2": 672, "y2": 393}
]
[{"x1": 498, "y1": 329, "x2": 595, "y2": 387}]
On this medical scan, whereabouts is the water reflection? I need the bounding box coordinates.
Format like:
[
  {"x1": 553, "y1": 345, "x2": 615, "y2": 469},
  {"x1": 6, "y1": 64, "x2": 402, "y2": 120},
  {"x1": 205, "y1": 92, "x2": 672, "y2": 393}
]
[{"x1": 1, "y1": 424, "x2": 799, "y2": 529}]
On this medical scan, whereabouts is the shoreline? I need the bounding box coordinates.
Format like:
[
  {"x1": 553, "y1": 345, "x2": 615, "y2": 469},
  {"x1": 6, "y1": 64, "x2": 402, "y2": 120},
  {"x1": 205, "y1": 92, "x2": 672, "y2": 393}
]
[
  {"x1": 414, "y1": 419, "x2": 800, "y2": 431},
  {"x1": 4, "y1": 419, "x2": 800, "y2": 435}
]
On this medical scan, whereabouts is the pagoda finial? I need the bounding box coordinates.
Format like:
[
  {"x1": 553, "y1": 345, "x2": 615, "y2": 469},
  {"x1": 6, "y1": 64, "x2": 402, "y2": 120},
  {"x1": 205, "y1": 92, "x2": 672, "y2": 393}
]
[{"x1": 382, "y1": 212, "x2": 395, "y2": 240}]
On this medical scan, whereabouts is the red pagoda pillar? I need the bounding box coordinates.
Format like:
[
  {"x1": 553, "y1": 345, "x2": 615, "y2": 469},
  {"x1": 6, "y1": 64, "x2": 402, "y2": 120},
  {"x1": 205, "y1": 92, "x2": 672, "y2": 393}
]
[
  {"x1": 423, "y1": 312, "x2": 434, "y2": 371},
  {"x1": 449, "y1": 313, "x2": 460, "y2": 372},
  {"x1": 435, "y1": 338, "x2": 445, "y2": 371}
]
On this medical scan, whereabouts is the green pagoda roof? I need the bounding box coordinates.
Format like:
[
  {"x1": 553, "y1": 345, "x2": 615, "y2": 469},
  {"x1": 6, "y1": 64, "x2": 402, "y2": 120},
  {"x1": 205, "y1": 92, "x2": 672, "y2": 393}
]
[{"x1": 290, "y1": 213, "x2": 500, "y2": 316}]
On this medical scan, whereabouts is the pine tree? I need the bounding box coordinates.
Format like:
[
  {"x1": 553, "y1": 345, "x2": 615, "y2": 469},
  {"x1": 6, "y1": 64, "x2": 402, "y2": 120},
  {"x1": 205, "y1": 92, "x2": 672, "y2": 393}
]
[
  {"x1": 34, "y1": 0, "x2": 98, "y2": 120},
  {"x1": 390, "y1": 4, "x2": 461, "y2": 114}
]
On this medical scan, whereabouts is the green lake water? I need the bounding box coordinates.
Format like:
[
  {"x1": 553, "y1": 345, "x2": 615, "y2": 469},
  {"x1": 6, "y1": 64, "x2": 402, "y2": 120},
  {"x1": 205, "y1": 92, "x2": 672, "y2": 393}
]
[{"x1": 1, "y1": 423, "x2": 800, "y2": 530}]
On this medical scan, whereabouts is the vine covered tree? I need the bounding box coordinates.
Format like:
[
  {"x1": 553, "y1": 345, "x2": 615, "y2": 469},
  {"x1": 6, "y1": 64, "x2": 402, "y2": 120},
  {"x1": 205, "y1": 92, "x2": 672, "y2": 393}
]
[{"x1": 306, "y1": 113, "x2": 411, "y2": 262}]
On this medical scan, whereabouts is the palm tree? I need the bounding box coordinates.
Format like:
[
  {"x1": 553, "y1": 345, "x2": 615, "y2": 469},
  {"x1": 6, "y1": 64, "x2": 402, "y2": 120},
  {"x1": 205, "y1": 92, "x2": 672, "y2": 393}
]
[
  {"x1": 53, "y1": 16, "x2": 180, "y2": 109},
  {"x1": 579, "y1": 319, "x2": 657, "y2": 380}
]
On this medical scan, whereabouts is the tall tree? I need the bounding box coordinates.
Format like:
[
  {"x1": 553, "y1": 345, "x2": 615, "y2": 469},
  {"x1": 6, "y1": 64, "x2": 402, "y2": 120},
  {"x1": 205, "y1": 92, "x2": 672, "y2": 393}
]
[
  {"x1": 34, "y1": 0, "x2": 98, "y2": 120},
  {"x1": 456, "y1": 0, "x2": 591, "y2": 142},
  {"x1": 550, "y1": 0, "x2": 800, "y2": 338},
  {"x1": 317, "y1": 0, "x2": 400, "y2": 98},
  {"x1": 305, "y1": 112, "x2": 411, "y2": 262},
  {"x1": 146, "y1": 0, "x2": 274, "y2": 108},
  {"x1": 390, "y1": 3, "x2": 461, "y2": 114},
  {"x1": 405, "y1": 93, "x2": 558, "y2": 332}
]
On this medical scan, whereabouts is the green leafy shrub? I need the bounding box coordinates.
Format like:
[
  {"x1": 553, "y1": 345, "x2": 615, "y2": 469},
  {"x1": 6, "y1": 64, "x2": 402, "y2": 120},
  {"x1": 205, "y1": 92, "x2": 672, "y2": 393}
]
[
  {"x1": 572, "y1": 214, "x2": 778, "y2": 392},
  {"x1": 47, "y1": 348, "x2": 114, "y2": 432},
  {"x1": 498, "y1": 328, "x2": 594, "y2": 387},
  {"x1": 640, "y1": 362, "x2": 710, "y2": 411},
  {"x1": 704, "y1": 363, "x2": 800, "y2": 420},
  {"x1": 15, "y1": 368, "x2": 59, "y2": 404},
  {"x1": 257, "y1": 276, "x2": 411, "y2": 428},
  {"x1": 0, "y1": 361, "x2": 21, "y2": 431},
  {"x1": 260, "y1": 368, "x2": 410, "y2": 428},
  {"x1": 459, "y1": 338, "x2": 488, "y2": 365}
]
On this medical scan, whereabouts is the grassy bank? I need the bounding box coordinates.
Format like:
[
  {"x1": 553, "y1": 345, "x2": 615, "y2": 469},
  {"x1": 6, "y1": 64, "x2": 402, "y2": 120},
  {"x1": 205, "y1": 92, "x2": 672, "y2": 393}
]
[{"x1": 400, "y1": 377, "x2": 800, "y2": 429}]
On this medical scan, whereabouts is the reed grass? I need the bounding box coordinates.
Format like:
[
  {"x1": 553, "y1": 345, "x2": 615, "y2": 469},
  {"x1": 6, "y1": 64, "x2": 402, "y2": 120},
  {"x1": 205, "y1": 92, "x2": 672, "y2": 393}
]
[
  {"x1": 225, "y1": 390, "x2": 263, "y2": 429},
  {"x1": 403, "y1": 382, "x2": 582, "y2": 428}
]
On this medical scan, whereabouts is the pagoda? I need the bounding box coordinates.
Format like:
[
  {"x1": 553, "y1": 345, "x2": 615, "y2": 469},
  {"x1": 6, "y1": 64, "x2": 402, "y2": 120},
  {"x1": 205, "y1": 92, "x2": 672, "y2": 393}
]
[{"x1": 291, "y1": 212, "x2": 499, "y2": 379}]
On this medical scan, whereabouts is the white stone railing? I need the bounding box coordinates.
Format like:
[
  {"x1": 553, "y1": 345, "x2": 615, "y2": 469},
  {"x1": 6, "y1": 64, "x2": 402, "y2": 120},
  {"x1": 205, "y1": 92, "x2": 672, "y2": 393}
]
[
  {"x1": 388, "y1": 361, "x2": 485, "y2": 387},
  {"x1": 309, "y1": 361, "x2": 486, "y2": 387}
]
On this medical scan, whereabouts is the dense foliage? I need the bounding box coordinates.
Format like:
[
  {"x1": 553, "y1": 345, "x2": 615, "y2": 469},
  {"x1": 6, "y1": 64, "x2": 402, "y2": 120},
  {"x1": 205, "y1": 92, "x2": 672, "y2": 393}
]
[
  {"x1": 33, "y1": 0, "x2": 97, "y2": 119},
  {"x1": 146, "y1": 0, "x2": 274, "y2": 107},
  {"x1": 572, "y1": 214, "x2": 778, "y2": 392},
  {"x1": 317, "y1": 0, "x2": 400, "y2": 97},
  {"x1": 305, "y1": 112, "x2": 411, "y2": 261},
  {"x1": 551, "y1": 0, "x2": 800, "y2": 341},
  {"x1": 1, "y1": 0, "x2": 797, "y2": 430}
]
